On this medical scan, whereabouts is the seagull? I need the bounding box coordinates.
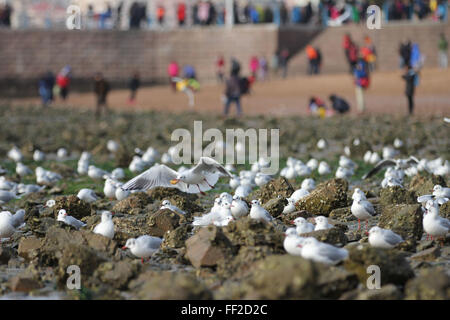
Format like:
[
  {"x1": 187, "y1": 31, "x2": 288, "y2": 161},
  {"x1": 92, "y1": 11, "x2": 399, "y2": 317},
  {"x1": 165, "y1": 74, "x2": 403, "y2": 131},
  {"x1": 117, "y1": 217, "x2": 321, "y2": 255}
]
[
  {"x1": 314, "y1": 216, "x2": 333, "y2": 231},
  {"x1": 121, "y1": 157, "x2": 231, "y2": 195},
  {"x1": 283, "y1": 228, "x2": 306, "y2": 256},
  {"x1": 381, "y1": 176, "x2": 403, "y2": 188},
  {"x1": 160, "y1": 200, "x2": 185, "y2": 215},
  {"x1": 393, "y1": 138, "x2": 404, "y2": 148},
  {"x1": 57, "y1": 209, "x2": 86, "y2": 229},
  {"x1": 368, "y1": 226, "x2": 403, "y2": 249},
  {"x1": 423, "y1": 202, "x2": 449, "y2": 243},
  {"x1": 45, "y1": 199, "x2": 56, "y2": 208},
  {"x1": 93, "y1": 211, "x2": 115, "y2": 239},
  {"x1": 104, "y1": 179, "x2": 118, "y2": 199},
  {"x1": 369, "y1": 152, "x2": 381, "y2": 164},
  {"x1": 111, "y1": 168, "x2": 125, "y2": 180},
  {"x1": 36, "y1": 167, "x2": 62, "y2": 185},
  {"x1": 7, "y1": 146, "x2": 23, "y2": 162},
  {"x1": 339, "y1": 155, "x2": 356, "y2": 169},
  {"x1": 115, "y1": 187, "x2": 130, "y2": 201},
  {"x1": 0, "y1": 177, "x2": 15, "y2": 191},
  {"x1": 351, "y1": 196, "x2": 375, "y2": 233},
  {"x1": 107, "y1": 140, "x2": 120, "y2": 153},
  {"x1": 0, "y1": 211, "x2": 17, "y2": 241},
  {"x1": 57, "y1": 148, "x2": 68, "y2": 159},
  {"x1": 230, "y1": 196, "x2": 249, "y2": 219},
  {"x1": 335, "y1": 166, "x2": 354, "y2": 180},
  {"x1": 317, "y1": 139, "x2": 327, "y2": 150},
  {"x1": 318, "y1": 161, "x2": 331, "y2": 175},
  {"x1": 352, "y1": 188, "x2": 367, "y2": 200},
  {"x1": 299, "y1": 237, "x2": 348, "y2": 265},
  {"x1": 193, "y1": 201, "x2": 232, "y2": 226},
  {"x1": 229, "y1": 175, "x2": 241, "y2": 189},
  {"x1": 289, "y1": 188, "x2": 309, "y2": 202},
  {"x1": 249, "y1": 199, "x2": 273, "y2": 222},
  {"x1": 306, "y1": 159, "x2": 319, "y2": 171},
  {"x1": 0, "y1": 190, "x2": 20, "y2": 203},
  {"x1": 432, "y1": 185, "x2": 450, "y2": 199},
  {"x1": 282, "y1": 198, "x2": 296, "y2": 214},
  {"x1": 16, "y1": 163, "x2": 32, "y2": 177},
  {"x1": 292, "y1": 217, "x2": 314, "y2": 234},
  {"x1": 77, "y1": 188, "x2": 99, "y2": 203},
  {"x1": 234, "y1": 184, "x2": 252, "y2": 198},
  {"x1": 213, "y1": 215, "x2": 235, "y2": 227},
  {"x1": 122, "y1": 235, "x2": 163, "y2": 264},
  {"x1": 88, "y1": 165, "x2": 109, "y2": 180},
  {"x1": 17, "y1": 183, "x2": 45, "y2": 195},
  {"x1": 254, "y1": 173, "x2": 272, "y2": 187},
  {"x1": 301, "y1": 178, "x2": 315, "y2": 192},
  {"x1": 363, "y1": 151, "x2": 372, "y2": 163},
  {"x1": 362, "y1": 156, "x2": 420, "y2": 179}
]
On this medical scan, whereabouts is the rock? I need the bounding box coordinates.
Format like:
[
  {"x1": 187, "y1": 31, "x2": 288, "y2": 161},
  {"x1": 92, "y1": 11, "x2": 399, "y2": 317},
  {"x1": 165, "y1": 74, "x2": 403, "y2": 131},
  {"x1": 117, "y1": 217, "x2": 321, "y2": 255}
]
[
  {"x1": 128, "y1": 271, "x2": 213, "y2": 299},
  {"x1": 18, "y1": 237, "x2": 42, "y2": 260},
  {"x1": 405, "y1": 267, "x2": 450, "y2": 300},
  {"x1": 25, "y1": 217, "x2": 57, "y2": 237},
  {"x1": 49, "y1": 162, "x2": 75, "y2": 178},
  {"x1": 94, "y1": 261, "x2": 140, "y2": 290},
  {"x1": 262, "y1": 197, "x2": 287, "y2": 218},
  {"x1": 161, "y1": 224, "x2": 193, "y2": 249},
  {"x1": 379, "y1": 186, "x2": 416, "y2": 206},
  {"x1": 112, "y1": 192, "x2": 153, "y2": 215},
  {"x1": 250, "y1": 178, "x2": 294, "y2": 204},
  {"x1": 408, "y1": 173, "x2": 446, "y2": 196},
  {"x1": 9, "y1": 276, "x2": 43, "y2": 293},
  {"x1": 329, "y1": 207, "x2": 356, "y2": 222},
  {"x1": 301, "y1": 227, "x2": 348, "y2": 246},
  {"x1": 185, "y1": 226, "x2": 235, "y2": 268},
  {"x1": 113, "y1": 215, "x2": 152, "y2": 243},
  {"x1": 379, "y1": 204, "x2": 423, "y2": 242},
  {"x1": 318, "y1": 267, "x2": 359, "y2": 299},
  {"x1": 241, "y1": 255, "x2": 321, "y2": 299},
  {"x1": 147, "y1": 187, "x2": 202, "y2": 214},
  {"x1": 344, "y1": 244, "x2": 414, "y2": 286},
  {"x1": 0, "y1": 247, "x2": 13, "y2": 264},
  {"x1": 349, "y1": 140, "x2": 372, "y2": 157},
  {"x1": 409, "y1": 247, "x2": 441, "y2": 262},
  {"x1": 440, "y1": 201, "x2": 450, "y2": 219},
  {"x1": 296, "y1": 179, "x2": 348, "y2": 216},
  {"x1": 223, "y1": 216, "x2": 284, "y2": 251},
  {"x1": 340, "y1": 284, "x2": 402, "y2": 300},
  {"x1": 278, "y1": 210, "x2": 313, "y2": 225},
  {"x1": 147, "y1": 209, "x2": 186, "y2": 237},
  {"x1": 53, "y1": 195, "x2": 92, "y2": 219}
]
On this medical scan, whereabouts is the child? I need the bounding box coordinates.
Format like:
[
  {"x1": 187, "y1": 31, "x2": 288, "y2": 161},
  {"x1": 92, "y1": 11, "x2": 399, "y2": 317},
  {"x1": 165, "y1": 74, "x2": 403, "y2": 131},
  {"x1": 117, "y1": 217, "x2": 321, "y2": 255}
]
[{"x1": 128, "y1": 71, "x2": 140, "y2": 104}]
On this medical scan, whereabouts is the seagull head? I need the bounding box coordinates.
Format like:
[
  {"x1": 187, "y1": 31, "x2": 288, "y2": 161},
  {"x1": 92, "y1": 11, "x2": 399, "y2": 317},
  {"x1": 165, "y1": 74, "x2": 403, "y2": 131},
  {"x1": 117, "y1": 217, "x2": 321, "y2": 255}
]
[
  {"x1": 57, "y1": 209, "x2": 67, "y2": 220},
  {"x1": 369, "y1": 226, "x2": 381, "y2": 235},
  {"x1": 251, "y1": 199, "x2": 261, "y2": 206},
  {"x1": 162, "y1": 200, "x2": 171, "y2": 206},
  {"x1": 284, "y1": 227, "x2": 298, "y2": 237},
  {"x1": 314, "y1": 216, "x2": 328, "y2": 225},
  {"x1": 101, "y1": 211, "x2": 113, "y2": 222},
  {"x1": 122, "y1": 238, "x2": 136, "y2": 250},
  {"x1": 170, "y1": 174, "x2": 185, "y2": 185},
  {"x1": 45, "y1": 199, "x2": 56, "y2": 208},
  {"x1": 292, "y1": 217, "x2": 306, "y2": 225},
  {"x1": 433, "y1": 185, "x2": 442, "y2": 192}
]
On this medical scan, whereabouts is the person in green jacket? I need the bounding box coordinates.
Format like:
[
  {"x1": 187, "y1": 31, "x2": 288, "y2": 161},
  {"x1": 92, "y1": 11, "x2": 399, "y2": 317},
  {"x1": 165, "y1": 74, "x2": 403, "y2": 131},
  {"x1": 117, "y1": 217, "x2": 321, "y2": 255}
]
[{"x1": 438, "y1": 33, "x2": 448, "y2": 69}]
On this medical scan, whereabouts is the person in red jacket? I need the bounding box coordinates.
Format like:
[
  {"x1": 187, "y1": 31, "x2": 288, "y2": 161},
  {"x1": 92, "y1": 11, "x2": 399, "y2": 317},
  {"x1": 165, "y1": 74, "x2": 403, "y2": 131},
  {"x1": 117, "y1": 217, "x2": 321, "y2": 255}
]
[
  {"x1": 56, "y1": 65, "x2": 71, "y2": 101},
  {"x1": 343, "y1": 34, "x2": 358, "y2": 73},
  {"x1": 177, "y1": 3, "x2": 186, "y2": 26}
]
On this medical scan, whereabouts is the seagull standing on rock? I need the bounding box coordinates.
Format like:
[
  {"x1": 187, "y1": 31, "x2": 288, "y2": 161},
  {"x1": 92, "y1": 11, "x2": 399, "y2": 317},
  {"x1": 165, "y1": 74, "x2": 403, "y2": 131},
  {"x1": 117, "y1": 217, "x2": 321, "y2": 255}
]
[
  {"x1": 282, "y1": 198, "x2": 296, "y2": 214},
  {"x1": 368, "y1": 226, "x2": 403, "y2": 249},
  {"x1": 249, "y1": 199, "x2": 273, "y2": 222},
  {"x1": 292, "y1": 217, "x2": 314, "y2": 234},
  {"x1": 230, "y1": 196, "x2": 249, "y2": 219},
  {"x1": 423, "y1": 201, "x2": 450, "y2": 244},
  {"x1": 122, "y1": 235, "x2": 163, "y2": 264},
  {"x1": 0, "y1": 211, "x2": 17, "y2": 242},
  {"x1": 432, "y1": 185, "x2": 450, "y2": 199},
  {"x1": 314, "y1": 216, "x2": 334, "y2": 231},
  {"x1": 57, "y1": 209, "x2": 86, "y2": 229},
  {"x1": 93, "y1": 211, "x2": 115, "y2": 239},
  {"x1": 160, "y1": 200, "x2": 185, "y2": 215},
  {"x1": 121, "y1": 157, "x2": 231, "y2": 195},
  {"x1": 351, "y1": 195, "x2": 375, "y2": 233},
  {"x1": 77, "y1": 188, "x2": 99, "y2": 203}
]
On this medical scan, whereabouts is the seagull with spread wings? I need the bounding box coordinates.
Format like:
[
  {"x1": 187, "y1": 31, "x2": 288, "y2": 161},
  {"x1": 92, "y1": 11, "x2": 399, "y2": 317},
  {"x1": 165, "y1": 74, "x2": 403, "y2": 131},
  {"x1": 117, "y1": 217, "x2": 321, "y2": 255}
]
[
  {"x1": 362, "y1": 156, "x2": 420, "y2": 180},
  {"x1": 121, "y1": 157, "x2": 231, "y2": 195}
]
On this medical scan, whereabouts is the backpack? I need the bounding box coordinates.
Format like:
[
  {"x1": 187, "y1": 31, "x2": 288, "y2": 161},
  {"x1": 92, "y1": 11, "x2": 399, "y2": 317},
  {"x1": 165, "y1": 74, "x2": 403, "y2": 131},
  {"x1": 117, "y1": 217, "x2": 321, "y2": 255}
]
[{"x1": 239, "y1": 77, "x2": 250, "y2": 95}]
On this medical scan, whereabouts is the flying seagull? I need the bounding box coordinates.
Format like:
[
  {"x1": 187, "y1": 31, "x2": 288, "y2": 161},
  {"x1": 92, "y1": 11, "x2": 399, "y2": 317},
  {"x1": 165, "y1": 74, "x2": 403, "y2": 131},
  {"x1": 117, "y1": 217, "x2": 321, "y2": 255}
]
[
  {"x1": 121, "y1": 157, "x2": 231, "y2": 195},
  {"x1": 362, "y1": 156, "x2": 420, "y2": 180}
]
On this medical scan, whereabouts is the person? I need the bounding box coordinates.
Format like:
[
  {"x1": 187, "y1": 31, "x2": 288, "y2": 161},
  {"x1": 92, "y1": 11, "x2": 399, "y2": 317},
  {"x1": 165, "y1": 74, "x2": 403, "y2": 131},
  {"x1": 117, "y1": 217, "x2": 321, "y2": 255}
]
[
  {"x1": 0, "y1": 2, "x2": 12, "y2": 27},
  {"x1": 224, "y1": 71, "x2": 243, "y2": 117},
  {"x1": 216, "y1": 54, "x2": 225, "y2": 83},
  {"x1": 361, "y1": 36, "x2": 377, "y2": 72},
  {"x1": 402, "y1": 65, "x2": 418, "y2": 115},
  {"x1": 315, "y1": 47, "x2": 322, "y2": 74},
  {"x1": 128, "y1": 71, "x2": 140, "y2": 104},
  {"x1": 258, "y1": 56, "x2": 268, "y2": 81},
  {"x1": 156, "y1": 5, "x2": 165, "y2": 25},
  {"x1": 183, "y1": 65, "x2": 196, "y2": 79},
  {"x1": 308, "y1": 96, "x2": 327, "y2": 118},
  {"x1": 279, "y1": 48, "x2": 290, "y2": 78},
  {"x1": 249, "y1": 56, "x2": 259, "y2": 78},
  {"x1": 38, "y1": 71, "x2": 55, "y2": 107},
  {"x1": 270, "y1": 51, "x2": 279, "y2": 76},
  {"x1": 343, "y1": 34, "x2": 358, "y2": 73},
  {"x1": 438, "y1": 33, "x2": 448, "y2": 68},
  {"x1": 93, "y1": 73, "x2": 110, "y2": 118},
  {"x1": 230, "y1": 57, "x2": 241, "y2": 76},
  {"x1": 306, "y1": 45, "x2": 319, "y2": 75},
  {"x1": 399, "y1": 39, "x2": 412, "y2": 68},
  {"x1": 167, "y1": 61, "x2": 180, "y2": 92},
  {"x1": 177, "y1": 2, "x2": 186, "y2": 26},
  {"x1": 329, "y1": 94, "x2": 350, "y2": 114},
  {"x1": 353, "y1": 57, "x2": 370, "y2": 113},
  {"x1": 56, "y1": 66, "x2": 71, "y2": 101},
  {"x1": 173, "y1": 77, "x2": 199, "y2": 108}
]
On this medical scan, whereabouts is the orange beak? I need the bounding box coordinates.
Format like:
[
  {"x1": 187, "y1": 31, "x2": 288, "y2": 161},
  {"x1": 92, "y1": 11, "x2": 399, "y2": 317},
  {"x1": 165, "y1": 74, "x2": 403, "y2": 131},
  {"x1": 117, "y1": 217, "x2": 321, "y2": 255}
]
[
  {"x1": 170, "y1": 179, "x2": 179, "y2": 185},
  {"x1": 122, "y1": 246, "x2": 127, "y2": 250}
]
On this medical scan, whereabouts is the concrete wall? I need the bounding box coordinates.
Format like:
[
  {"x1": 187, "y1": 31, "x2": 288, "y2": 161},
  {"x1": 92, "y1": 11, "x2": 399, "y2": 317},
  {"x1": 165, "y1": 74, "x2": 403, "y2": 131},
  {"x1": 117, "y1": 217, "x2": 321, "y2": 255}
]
[{"x1": 0, "y1": 22, "x2": 449, "y2": 97}]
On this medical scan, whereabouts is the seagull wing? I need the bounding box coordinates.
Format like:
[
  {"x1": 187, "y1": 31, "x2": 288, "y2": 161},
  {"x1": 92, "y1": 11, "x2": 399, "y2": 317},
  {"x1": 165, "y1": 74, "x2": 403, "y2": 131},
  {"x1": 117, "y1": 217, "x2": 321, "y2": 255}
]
[
  {"x1": 121, "y1": 164, "x2": 179, "y2": 191},
  {"x1": 317, "y1": 244, "x2": 348, "y2": 263},
  {"x1": 407, "y1": 156, "x2": 420, "y2": 166},
  {"x1": 362, "y1": 159, "x2": 397, "y2": 179},
  {"x1": 362, "y1": 200, "x2": 375, "y2": 216},
  {"x1": 139, "y1": 235, "x2": 163, "y2": 249},
  {"x1": 383, "y1": 230, "x2": 403, "y2": 246},
  {"x1": 417, "y1": 195, "x2": 433, "y2": 203},
  {"x1": 192, "y1": 157, "x2": 232, "y2": 177}
]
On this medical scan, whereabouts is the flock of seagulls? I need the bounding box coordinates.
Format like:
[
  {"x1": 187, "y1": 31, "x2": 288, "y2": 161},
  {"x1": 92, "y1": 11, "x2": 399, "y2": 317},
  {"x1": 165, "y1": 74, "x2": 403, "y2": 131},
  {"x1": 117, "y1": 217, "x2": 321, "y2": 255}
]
[{"x1": 0, "y1": 135, "x2": 448, "y2": 266}]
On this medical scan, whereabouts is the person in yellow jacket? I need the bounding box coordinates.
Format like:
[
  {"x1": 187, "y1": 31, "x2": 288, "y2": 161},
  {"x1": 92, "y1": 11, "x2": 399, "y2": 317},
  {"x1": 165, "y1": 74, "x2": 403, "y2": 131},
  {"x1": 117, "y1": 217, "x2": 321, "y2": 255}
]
[{"x1": 173, "y1": 77, "x2": 200, "y2": 108}]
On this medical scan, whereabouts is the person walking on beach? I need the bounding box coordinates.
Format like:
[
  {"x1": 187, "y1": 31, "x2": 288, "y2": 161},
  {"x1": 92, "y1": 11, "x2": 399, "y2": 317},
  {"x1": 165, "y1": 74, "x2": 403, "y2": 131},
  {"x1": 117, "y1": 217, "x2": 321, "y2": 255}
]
[
  {"x1": 223, "y1": 69, "x2": 243, "y2": 117},
  {"x1": 343, "y1": 34, "x2": 358, "y2": 73},
  {"x1": 56, "y1": 66, "x2": 71, "y2": 101},
  {"x1": 128, "y1": 71, "x2": 140, "y2": 104},
  {"x1": 216, "y1": 54, "x2": 225, "y2": 83},
  {"x1": 402, "y1": 65, "x2": 418, "y2": 115},
  {"x1": 168, "y1": 61, "x2": 180, "y2": 92},
  {"x1": 353, "y1": 57, "x2": 370, "y2": 113},
  {"x1": 438, "y1": 33, "x2": 448, "y2": 68},
  {"x1": 306, "y1": 45, "x2": 319, "y2": 75},
  {"x1": 279, "y1": 48, "x2": 290, "y2": 78},
  {"x1": 38, "y1": 71, "x2": 55, "y2": 107},
  {"x1": 93, "y1": 73, "x2": 110, "y2": 118}
]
